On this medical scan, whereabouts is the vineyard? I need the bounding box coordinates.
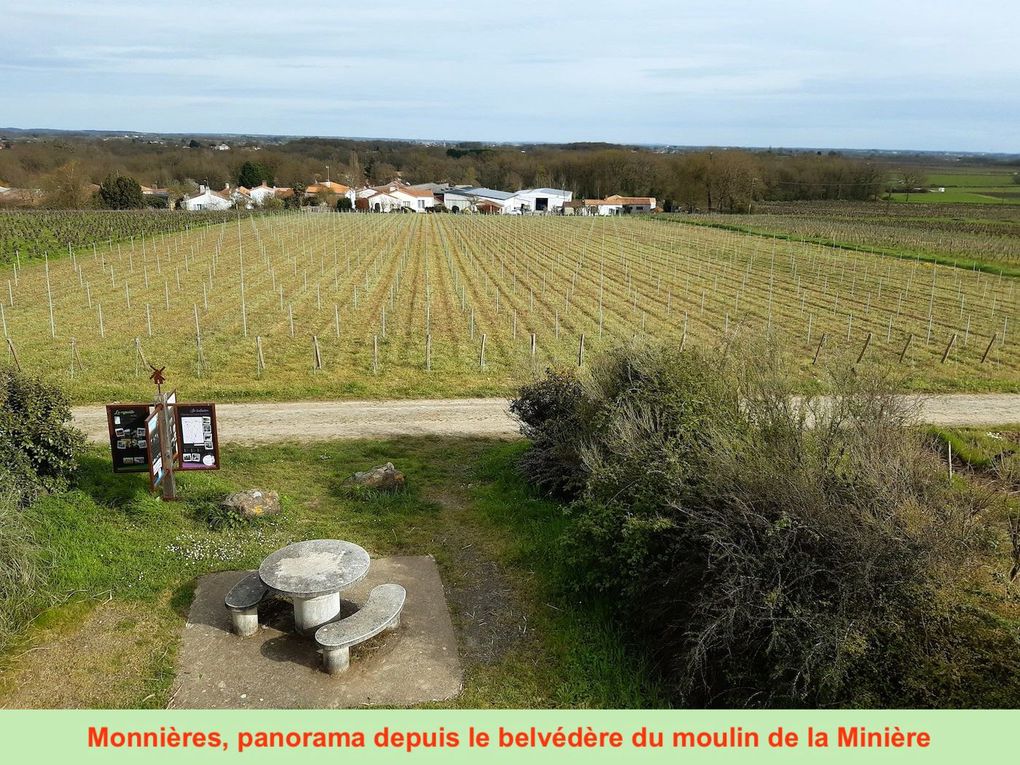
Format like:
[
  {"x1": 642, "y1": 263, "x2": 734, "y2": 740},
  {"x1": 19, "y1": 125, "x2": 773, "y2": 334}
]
[
  {"x1": 0, "y1": 211, "x2": 1017, "y2": 403},
  {"x1": 0, "y1": 209, "x2": 245, "y2": 266},
  {"x1": 676, "y1": 201, "x2": 1020, "y2": 272}
]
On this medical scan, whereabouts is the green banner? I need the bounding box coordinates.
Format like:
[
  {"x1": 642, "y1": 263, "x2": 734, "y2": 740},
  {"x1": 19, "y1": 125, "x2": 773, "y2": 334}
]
[{"x1": 0, "y1": 709, "x2": 1010, "y2": 762}]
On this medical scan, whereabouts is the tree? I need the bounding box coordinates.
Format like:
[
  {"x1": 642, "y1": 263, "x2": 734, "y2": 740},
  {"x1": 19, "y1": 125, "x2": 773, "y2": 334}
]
[
  {"x1": 336, "y1": 196, "x2": 353, "y2": 212},
  {"x1": 237, "y1": 160, "x2": 273, "y2": 188},
  {"x1": 98, "y1": 175, "x2": 144, "y2": 209},
  {"x1": 42, "y1": 160, "x2": 92, "y2": 209}
]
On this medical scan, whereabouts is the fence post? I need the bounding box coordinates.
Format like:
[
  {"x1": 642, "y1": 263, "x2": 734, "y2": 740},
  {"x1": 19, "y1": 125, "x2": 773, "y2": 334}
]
[
  {"x1": 856, "y1": 332, "x2": 872, "y2": 365},
  {"x1": 479, "y1": 333, "x2": 487, "y2": 370},
  {"x1": 898, "y1": 333, "x2": 913, "y2": 364},
  {"x1": 425, "y1": 332, "x2": 432, "y2": 372},
  {"x1": 981, "y1": 333, "x2": 997, "y2": 364},
  {"x1": 941, "y1": 333, "x2": 957, "y2": 364},
  {"x1": 812, "y1": 333, "x2": 827, "y2": 365},
  {"x1": 312, "y1": 335, "x2": 322, "y2": 371}
]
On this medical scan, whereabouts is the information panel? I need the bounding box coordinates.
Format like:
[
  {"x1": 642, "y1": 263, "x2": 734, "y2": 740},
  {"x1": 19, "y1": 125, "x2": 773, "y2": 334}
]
[
  {"x1": 175, "y1": 402, "x2": 220, "y2": 470},
  {"x1": 105, "y1": 404, "x2": 152, "y2": 473},
  {"x1": 145, "y1": 409, "x2": 164, "y2": 490},
  {"x1": 165, "y1": 390, "x2": 180, "y2": 463}
]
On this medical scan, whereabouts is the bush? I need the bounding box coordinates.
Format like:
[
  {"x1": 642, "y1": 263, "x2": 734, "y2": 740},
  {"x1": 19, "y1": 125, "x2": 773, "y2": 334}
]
[
  {"x1": 510, "y1": 341, "x2": 992, "y2": 707},
  {"x1": 0, "y1": 366, "x2": 86, "y2": 506},
  {"x1": 509, "y1": 368, "x2": 587, "y2": 497}
]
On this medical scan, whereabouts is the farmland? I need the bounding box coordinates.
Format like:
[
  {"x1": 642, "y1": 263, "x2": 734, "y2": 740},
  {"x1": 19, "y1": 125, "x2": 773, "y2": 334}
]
[
  {"x1": 0, "y1": 209, "x2": 243, "y2": 267},
  {"x1": 0, "y1": 211, "x2": 1017, "y2": 403}
]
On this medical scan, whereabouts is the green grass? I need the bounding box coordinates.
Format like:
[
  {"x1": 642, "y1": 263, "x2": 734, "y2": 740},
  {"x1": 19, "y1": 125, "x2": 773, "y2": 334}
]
[
  {"x1": 890, "y1": 189, "x2": 1020, "y2": 205},
  {"x1": 0, "y1": 437, "x2": 662, "y2": 709},
  {"x1": 664, "y1": 216, "x2": 1020, "y2": 279},
  {"x1": 927, "y1": 172, "x2": 1019, "y2": 188}
]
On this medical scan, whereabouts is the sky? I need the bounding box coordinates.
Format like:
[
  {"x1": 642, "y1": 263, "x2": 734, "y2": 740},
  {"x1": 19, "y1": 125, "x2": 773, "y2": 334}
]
[{"x1": 1, "y1": 0, "x2": 1017, "y2": 152}]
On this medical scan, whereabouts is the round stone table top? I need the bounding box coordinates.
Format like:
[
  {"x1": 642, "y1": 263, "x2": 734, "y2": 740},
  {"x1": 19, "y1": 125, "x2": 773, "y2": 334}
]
[{"x1": 258, "y1": 539, "x2": 370, "y2": 599}]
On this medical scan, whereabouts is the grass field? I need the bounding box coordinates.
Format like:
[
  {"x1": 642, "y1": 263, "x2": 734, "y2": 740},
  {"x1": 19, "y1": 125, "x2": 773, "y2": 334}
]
[
  {"x1": 0, "y1": 211, "x2": 1017, "y2": 401},
  {"x1": 0, "y1": 438, "x2": 661, "y2": 708},
  {"x1": 891, "y1": 168, "x2": 1020, "y2": 205}
]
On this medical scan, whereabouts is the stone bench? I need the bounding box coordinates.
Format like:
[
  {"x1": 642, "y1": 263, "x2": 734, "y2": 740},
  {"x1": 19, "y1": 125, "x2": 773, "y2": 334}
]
[
  {"x1": 314, "y1": 584, "x2": 406, "y2": 674},
  {"x1": 224, "y1": 571, "x2": 269, "y2": 637}
]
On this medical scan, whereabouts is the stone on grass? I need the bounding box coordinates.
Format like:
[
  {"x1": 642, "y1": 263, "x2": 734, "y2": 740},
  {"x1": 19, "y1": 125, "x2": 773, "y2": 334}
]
[
  {"x1": 222, "y1": 489, "x2": 281, "y2": 519},
  {"x1": 346, "y1": 462, "x2": 405, "y2": 492}
]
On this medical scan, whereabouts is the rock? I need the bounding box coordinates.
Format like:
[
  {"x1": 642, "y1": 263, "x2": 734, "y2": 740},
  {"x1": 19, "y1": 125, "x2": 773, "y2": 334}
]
[
  {"x1": 346, "y1": 462, "x2": 405, "y2": 492},
  {"x1": 222, "y1": 489, "x2": 281, "y2": 519}
]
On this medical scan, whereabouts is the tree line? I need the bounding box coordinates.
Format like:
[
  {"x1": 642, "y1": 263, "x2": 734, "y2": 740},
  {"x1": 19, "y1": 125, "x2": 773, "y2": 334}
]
[{"x1": 0, "y1": 134, "x2": 911, "y2": 212}]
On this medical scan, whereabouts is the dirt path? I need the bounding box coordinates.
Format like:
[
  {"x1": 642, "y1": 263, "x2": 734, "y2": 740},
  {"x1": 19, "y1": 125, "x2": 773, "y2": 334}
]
[{"x1": 72, "y1": 395, "x2": 1020, "y2": 445}]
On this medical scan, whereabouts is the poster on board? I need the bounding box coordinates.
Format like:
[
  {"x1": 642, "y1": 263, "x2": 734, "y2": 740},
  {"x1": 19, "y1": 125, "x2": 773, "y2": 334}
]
[
  {"x1": 175, "y1": 402, "x2": 220, "y2": 470},
  {"x1": 105, "y1": 404, "x2": 151, "y2": 473},
  {"x1": 145, "y1": 409, "x2": 164, "y2": 490}
]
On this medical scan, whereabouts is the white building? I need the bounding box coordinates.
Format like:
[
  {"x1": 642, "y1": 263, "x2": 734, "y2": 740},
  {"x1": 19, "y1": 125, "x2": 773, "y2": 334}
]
[
  {"x1": 604, "y1": 195, "x2": 657, "y2": 213},
  {"x1": 182, "y1": 184, "x2": 234, "y2": 211},
  {"x1": 249, "y1": 181, "x2": 296, "y2": 206},
  {"x1": 503, "y1": 188, "x2": 573, "y2": 214},
  {"x1": 390, "y1": 186, "x2": 435, "y2": 212},
  {"x1": 440, "y1": 187, "x2": 513, "y2": 213},
  {"x1": 564, "y1": 199, "x2": 623, "y2": 216}
]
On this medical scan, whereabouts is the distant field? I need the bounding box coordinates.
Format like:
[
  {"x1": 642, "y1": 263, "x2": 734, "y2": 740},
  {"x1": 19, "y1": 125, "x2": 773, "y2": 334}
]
[
  {"x1": 1, "y1": 212, "x2": 1016, "y2": 402},
  {"x1": 892, "y1": 167, "x2": 1020, "y2": 205},
  {"x1": 695, "y1": 201, "x2": 1020, "y2": 272}
]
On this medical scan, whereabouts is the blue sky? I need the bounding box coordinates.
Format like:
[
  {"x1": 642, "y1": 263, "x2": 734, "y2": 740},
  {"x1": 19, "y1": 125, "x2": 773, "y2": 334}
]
[{"x1": 1, "y1": 0, "x2": 1017, "y2": 152}]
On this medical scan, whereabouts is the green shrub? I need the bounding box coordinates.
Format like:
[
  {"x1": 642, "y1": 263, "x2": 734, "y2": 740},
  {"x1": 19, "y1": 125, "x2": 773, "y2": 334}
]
[
  {"x1": 509, "y1": 367, "x2": 588, "y2": 498},
  {"x1": 0, "y1": 366, "x2": 86, "y2": 506},
  {"x1": 512, "y1": 341, "x2": 994, "y2": 707}
]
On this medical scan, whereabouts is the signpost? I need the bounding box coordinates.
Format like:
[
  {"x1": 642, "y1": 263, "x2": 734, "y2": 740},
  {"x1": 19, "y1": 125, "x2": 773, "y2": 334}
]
[{"x1": 103, "y1": 366, "x2": 220, "y2": 500}]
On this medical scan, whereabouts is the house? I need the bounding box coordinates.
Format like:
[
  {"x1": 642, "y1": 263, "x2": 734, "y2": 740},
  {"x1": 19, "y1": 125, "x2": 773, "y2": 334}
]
[
  {"x1": 604, "y1": 195, "x2": 657, "y2": 213},
  {"x1": 306, "y1": 180, "x2": 350, "y2": 197},
  {"x1": 140, "y1": 184, "x2": 171, "y2": 205},
  {"x1": 390, "y1": 186, "x2": 435, "y2": 212},
  {"x1": 360, "y1": 188, "x2": 403, "y2": 213},
  {"x1": 214, "y1": 143, "x2": 230, "y2": 151},
  {"x1": 249, "y1": 181, "x2": 294, "y2": 206},
  {"x1": 440, "y1": 187, "x2": 513, "y2": 213},
  {"x1": 563, "y1": 199, "x2": 623, "y2": 216},
  {"x1": 503, "y1": 188, "x2": 573, "y2": 214},
  {"x1": 181, "y1": 184, "x2": 234, "y2": 211}
]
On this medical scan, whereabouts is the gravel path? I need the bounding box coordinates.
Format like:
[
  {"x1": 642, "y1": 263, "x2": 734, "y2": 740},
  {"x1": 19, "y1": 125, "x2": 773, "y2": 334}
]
[{"x1": 72, "y1": 395, "x2": 1020, "y2": 445}]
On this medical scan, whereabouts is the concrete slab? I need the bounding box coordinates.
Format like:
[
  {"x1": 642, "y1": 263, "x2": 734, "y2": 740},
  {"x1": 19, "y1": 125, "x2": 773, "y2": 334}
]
[{"x1": 170, "y1": 556, "x2": 462, "y2": 709}]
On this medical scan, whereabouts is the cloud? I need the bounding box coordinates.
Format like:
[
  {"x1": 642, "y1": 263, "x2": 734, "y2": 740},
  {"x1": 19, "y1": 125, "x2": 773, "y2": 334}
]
[{"x1": 0, "y1": 0, "x2": 1017, "y2": 151}]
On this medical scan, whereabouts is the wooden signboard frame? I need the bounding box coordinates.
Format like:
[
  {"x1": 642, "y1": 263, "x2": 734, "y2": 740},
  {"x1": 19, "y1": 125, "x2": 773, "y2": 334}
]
[
  {"x1": 105, "y1": 404, "x2": 152, "y2": 473},
  {"x1": 175, "y1": 402, "x2": 220, "y2": 470}
]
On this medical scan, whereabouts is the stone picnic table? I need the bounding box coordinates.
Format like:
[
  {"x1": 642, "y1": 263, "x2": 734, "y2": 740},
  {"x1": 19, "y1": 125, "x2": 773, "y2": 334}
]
[
  {"x1": 223, "y1": 538, "x2": 407, "y2": 674},
  {"x1": 258, "y1": 539, "x2": 371, "y2": 632}
]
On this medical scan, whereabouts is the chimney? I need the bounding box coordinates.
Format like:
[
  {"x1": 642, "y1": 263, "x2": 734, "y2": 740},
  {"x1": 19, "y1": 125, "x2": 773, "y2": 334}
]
[{"x1": 199, "y1": 183, "x2": 207, "y2": 193}]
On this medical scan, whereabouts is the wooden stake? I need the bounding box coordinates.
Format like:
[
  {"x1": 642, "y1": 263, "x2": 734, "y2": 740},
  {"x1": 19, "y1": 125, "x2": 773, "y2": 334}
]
[
  {"x1": 373, "y1": 334, "x2": 379, "y2": 374},
  {"x1": 425, "y1": 332, "x2": 432, "y2": 371},
  {"x1": 479, "y1": 333, "x2": 487, "y2": 370},
  {"x1": 256, "y1": 336, "x2": 266, "y2": 374},
  {"x1": 981, "y1": 333, "x2": 997, "y2": 364},
  {"x1": 577, "y1": 333, "x2": 585, "y2": 366},
  {"x1": 940, "y1": 333, "x2": 957, "y2": 364},
  {"x1": 856, "y1": 332, "x2": 872, "y2": 365},
  {"x1": 899, "y1": 333, "x2": 913, "y2": 364},
  {"x1": 311, "y1": 335, "x2": 322, "y2": 370},
  {"x1": 6, "y1": 337, "x2": 20, "y2": 371},
  {"x1": 812, "y1": 333, "x2": 827, "y2": 365}
]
